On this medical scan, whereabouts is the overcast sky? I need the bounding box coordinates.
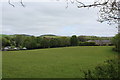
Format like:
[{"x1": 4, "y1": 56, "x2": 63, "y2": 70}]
[{"x1": 2, "y1": 1, "x2": 118, "y2": 37}]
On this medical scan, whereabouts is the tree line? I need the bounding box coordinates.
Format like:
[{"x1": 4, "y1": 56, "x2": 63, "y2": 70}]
[
  {"x1": 1, "y1": 35, "x2": 98, "y2": 50},
  {"x1": 1, "y1": 34, "x2": 119, "y2": 52}
]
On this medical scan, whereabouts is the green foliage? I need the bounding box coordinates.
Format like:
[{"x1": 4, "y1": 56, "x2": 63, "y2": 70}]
[
  {"x1": 0, "y1": 38, "x2": 1, "y2": 49},
  {"x1": 23, "y1": 36, "x2": 38, "y2": 49},
  {"x1": 83, "y1": 58, "x2": 119, "y2": 79},
  {"x1": 49, "y1": 38, "x2": 60, "y2": 48},
  {"x1": 112, "y1": 33, "x2": 120, "y2": 52},
  {"x1": 59, "y1": 37, "x2": 70, "y2": 47},
  {"x1": 82, "y1": 36, "x2": 112, "y2": 41},
  {"x1": 78, "y1": 36, "x2": 87, "y2": 42},
  {"x1": 1, "y1": 35, "x2": 71, "y2": 50},
  {"x1": 79, "y1": 42, "x2": 96, "y2": 46},
  {"x1": 1, "y1": 34, "x2": 114, "y2": 50},
  {"x1": 70, "y1": 35, "x2": 78, "y2": 46},
  {"x1": 40, "y1": 37, "x2": 50, "y2": 48},
  {"x1": 2, "y1": 37, "x2": 11, "y2": 47},
  {"x1": 13, "y1": 35, "x2": 25, "y2": 47},
  {"x1": 36, "y1": 37, "x2": 42, "y2": 48}
]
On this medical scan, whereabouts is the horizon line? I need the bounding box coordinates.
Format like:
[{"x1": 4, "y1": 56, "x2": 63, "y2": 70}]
[{"x1": 0, "y1": 33, "x2": 116, "y2": 37}]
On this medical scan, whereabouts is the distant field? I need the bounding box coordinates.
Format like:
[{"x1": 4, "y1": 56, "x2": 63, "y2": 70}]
[
  {"x1": 2, "y1": 46, "x2": 117, "y2": 78},
  {"x1": 41, "y1": 35, "x2": 67, "y2": 38}
]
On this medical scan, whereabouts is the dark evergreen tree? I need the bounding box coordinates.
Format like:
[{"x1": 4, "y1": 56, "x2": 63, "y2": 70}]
[{"x1": 70, "y1": 35, "x2": 78, "y2": 46}]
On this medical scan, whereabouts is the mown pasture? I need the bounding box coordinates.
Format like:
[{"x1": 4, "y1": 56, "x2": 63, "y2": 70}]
[{"x1": 2, "y1": 46, "x2": 117, "y2": 78}]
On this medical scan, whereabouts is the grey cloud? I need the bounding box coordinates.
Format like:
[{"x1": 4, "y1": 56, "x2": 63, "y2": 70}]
[{"x1": 2, "y1": 2, "x2": 117, "y2": 36}]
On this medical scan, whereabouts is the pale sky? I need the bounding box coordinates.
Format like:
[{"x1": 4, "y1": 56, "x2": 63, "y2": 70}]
[{"x1": 1, "y1": 0, "x2": 118, "y2": 37}]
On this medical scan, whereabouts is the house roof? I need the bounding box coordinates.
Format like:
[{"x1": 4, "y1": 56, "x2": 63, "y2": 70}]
[{"x1": 87, "y1": 40, "x2": 111, "y2": 43}]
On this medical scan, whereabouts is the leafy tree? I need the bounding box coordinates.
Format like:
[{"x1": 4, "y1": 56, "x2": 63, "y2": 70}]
[
  {"x1": 9, "y1": 37, "x2": 16, "y2": 46},
  {"x1": 13, "y1": 35, "x2": 25, "y2": 47},
  {"x1": 112, "y1": 33, "x2": 120, "y2": 52},
  {"x1": 0, "y1": 38, "x2": 2, "y2": 49},
  {"x1": 49, "y1": 38, "x2": 60, "y2": 48},
  {"x1": 36, "y1": 37, "x2": 42, "y2": 48},
  {"x1": 70, "y1": 35, "x2": 78, "y2": 46},
  {"x1": 23, "y1": 36, "x2": 37, "y2": 49},
  {"x1": 40, "y1": 37, "x2": 50, "y2": 48},
  {"x1": 59, "y1": 37, "x2": 70, "y2": 47},
  {"x1": 2, "y1": 37, "x2": 11, "y2": 47}
]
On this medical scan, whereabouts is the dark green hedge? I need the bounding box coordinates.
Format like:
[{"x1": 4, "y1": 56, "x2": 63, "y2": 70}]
[{"x1": 79, "y1": 42, "x2": 96, "y2": 46}]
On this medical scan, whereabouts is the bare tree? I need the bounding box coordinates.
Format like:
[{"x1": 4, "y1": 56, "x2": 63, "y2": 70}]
[
  {"x1": 8, "y1": 0, "x2": 25, "y2": 7},
  {"x1": 66, "y1": 0, "x2": 119, "y2": 22},
  {"x1": 118, "y1": 1, "x2": 120, "y2": 33},
  {"x1": 64, "y1": 0, "x2": 120, "y2": 33}
]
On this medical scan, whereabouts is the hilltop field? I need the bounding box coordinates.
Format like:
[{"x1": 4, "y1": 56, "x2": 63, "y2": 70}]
[{"x1": 2, "y1": 46, "x2": 117, "y2": 78}]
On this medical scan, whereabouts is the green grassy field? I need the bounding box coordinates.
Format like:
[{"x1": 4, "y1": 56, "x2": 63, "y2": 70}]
[
  {"x1": 0, "y1": 51, "x2": 2, "y2": 79},
  {"x1": 2, "y1": 46, "x2": 117, "y2": 78}
]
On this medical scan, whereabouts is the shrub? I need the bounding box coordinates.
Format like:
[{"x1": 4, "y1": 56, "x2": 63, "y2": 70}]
[
  {"x1": 83, "y1": 58, "x2": 120, "y2": 79},
  {"x1": 79, "y1": 42, "x2": 96, "y2": 46},
  {"x1": 112, "y1": 33, "x2": 120, "y2": 52}
]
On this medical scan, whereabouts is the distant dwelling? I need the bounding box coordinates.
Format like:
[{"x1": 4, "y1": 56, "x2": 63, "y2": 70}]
[
  {"x1": 2, "y1": 46, "x2": 27, "y2": 51},
  {"x1": 4, "y1": 46, "x2": 11, "y2": 51},
  {"x1": 14, "y1": 47, "x2": 18, "y2": 50},
  {"x1": 87, "y1": 40, "x2": 111, "y2": 46},
  {"x1": 22, "y1": 47, "x2": 27, "y2": 50}
]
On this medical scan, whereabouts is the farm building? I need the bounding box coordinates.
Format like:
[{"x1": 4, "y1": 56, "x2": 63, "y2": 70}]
[
  {"x1": 87, "y1": 40, "x2": 111, "y2": 46},
  {"x1": 2, "y1": 46, "x2": 27, "y2": 51}
]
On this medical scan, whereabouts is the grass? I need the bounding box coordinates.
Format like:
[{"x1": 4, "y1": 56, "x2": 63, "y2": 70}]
[
  {"x1": 2, "y1": 46, "x2": 117, "y2": 78},
  {"x1": 0, "y1": 51, "x2": 2, "y2": 79}
]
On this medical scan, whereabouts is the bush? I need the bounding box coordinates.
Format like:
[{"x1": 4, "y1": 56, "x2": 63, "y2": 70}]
[
  {"x1": 79, "y1": 42, "x2": 96, "y2": 46},
  {"x1": 108, "y1": 44, "x2": 114, "y2": 46},
  {"x1": 112, "y1": 33, "x2": 120, "y2": 52},
  {"x1": 83, "y1": 58, "x2": 120, "y2": 79}
]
